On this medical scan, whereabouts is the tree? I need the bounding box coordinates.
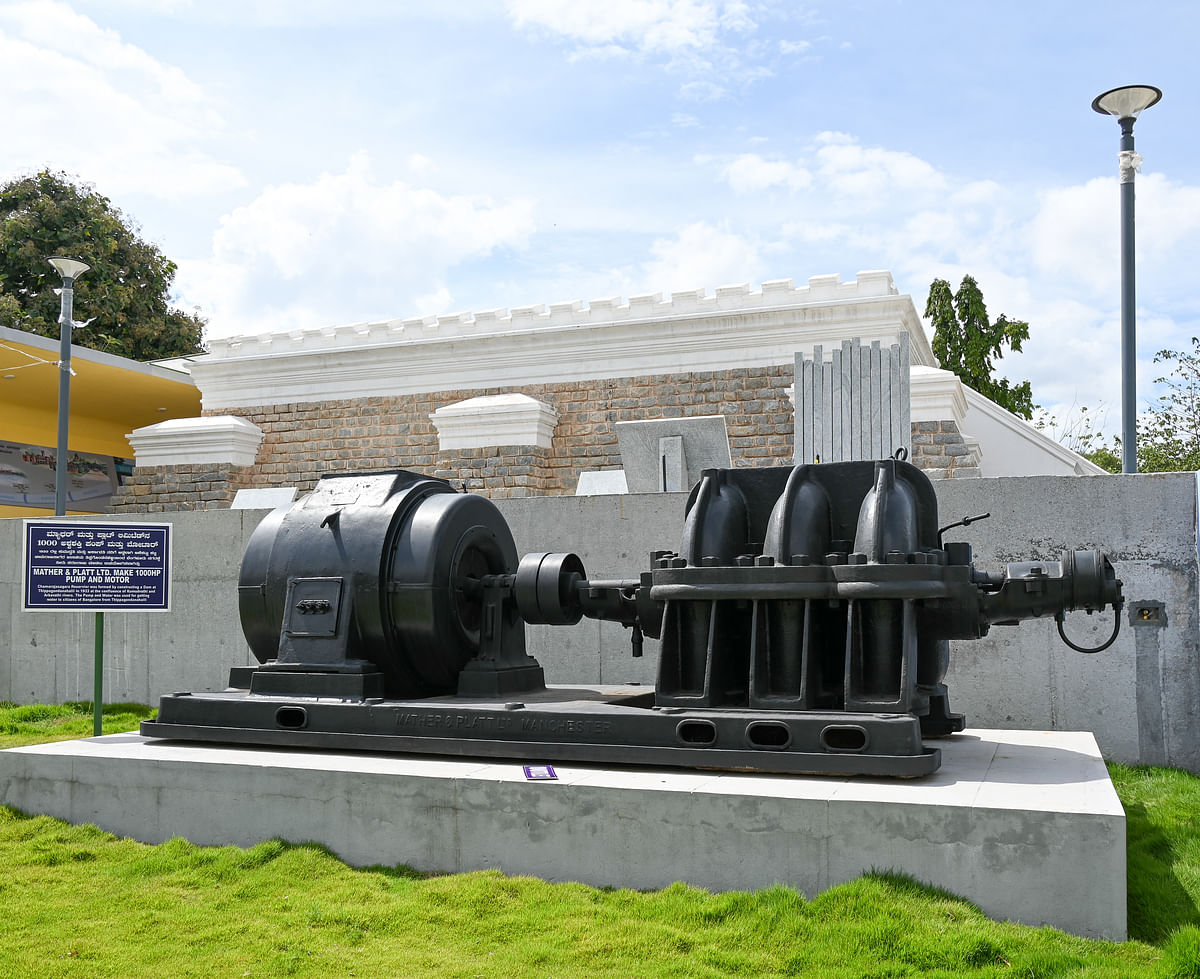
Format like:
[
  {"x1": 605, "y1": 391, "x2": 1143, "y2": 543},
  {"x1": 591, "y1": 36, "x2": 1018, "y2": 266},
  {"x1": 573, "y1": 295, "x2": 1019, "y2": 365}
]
[
  {"x1": 925, "y1": 275, "x2": 1033, "y2": 419},
  {"x1": 0, "y1": 170, "x2": 204, "y2": 360}
]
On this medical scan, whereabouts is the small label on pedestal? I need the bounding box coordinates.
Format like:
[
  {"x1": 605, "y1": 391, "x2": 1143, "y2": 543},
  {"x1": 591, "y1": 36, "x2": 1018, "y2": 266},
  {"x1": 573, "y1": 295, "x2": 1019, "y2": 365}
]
[{"x1": 523, "y1": 765, "x2": 557, "y2": 780}]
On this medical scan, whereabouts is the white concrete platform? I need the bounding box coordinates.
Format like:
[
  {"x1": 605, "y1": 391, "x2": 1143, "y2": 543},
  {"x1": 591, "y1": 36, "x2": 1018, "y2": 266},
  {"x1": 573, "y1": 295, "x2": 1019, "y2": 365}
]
[{"x1": 0, "y1": 728, "x2": 1126, "y2": 939}]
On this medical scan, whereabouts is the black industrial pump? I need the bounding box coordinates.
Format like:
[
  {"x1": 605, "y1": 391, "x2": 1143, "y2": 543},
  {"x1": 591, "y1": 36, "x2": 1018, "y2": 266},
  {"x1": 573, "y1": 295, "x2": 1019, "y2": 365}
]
[{"x1": 144, "y1": 458, "x2": 1123, "y2": 776}]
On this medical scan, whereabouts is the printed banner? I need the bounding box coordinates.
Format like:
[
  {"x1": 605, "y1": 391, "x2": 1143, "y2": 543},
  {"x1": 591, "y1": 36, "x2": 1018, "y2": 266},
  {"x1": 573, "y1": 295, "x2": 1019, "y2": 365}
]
[{"x1": 0, "y1": 442, "x2": 118, "y2": 512}]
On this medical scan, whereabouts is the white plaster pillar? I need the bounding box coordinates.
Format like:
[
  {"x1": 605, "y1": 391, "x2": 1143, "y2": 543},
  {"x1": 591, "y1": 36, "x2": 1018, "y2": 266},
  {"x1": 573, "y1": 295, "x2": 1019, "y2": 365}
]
[
  {"x1": 125, "y1": 416, "x2": 265, "y2": 466},
  {"x1": 908, "y1": 365, "x2": 970, "y2": 429},
  {"x1": 430, "y1": 394, "x2": 559, "y2": 450}
]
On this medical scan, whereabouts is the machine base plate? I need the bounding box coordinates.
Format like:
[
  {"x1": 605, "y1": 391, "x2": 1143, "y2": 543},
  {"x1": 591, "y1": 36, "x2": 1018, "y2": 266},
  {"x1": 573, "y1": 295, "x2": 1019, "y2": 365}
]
[{"x1": 144, "y1": 679, "x2": 941, "y2": 778}]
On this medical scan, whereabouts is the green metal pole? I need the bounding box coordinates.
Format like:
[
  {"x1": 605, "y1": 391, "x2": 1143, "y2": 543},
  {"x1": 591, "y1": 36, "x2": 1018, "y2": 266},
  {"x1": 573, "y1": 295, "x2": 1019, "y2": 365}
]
[
  {"x1": 1119, "y1": 116, "x2": 1138, "y2": 473},
  {"x1": 94, "y1": 611, "x2": 103, "y2": 736}
]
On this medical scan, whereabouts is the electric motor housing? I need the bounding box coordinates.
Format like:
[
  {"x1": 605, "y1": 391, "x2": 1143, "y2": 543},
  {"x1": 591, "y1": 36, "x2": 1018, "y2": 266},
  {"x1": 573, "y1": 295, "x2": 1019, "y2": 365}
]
[{"x1": 238, "y1": 469, "x2": 522, "y2": 698}]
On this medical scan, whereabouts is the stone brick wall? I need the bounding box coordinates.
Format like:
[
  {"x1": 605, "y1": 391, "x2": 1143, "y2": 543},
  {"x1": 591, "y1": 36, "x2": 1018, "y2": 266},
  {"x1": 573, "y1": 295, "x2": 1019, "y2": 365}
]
[
  {"x1": 108, "y1": 365, "x2": 983, "y2": 512},
  {"x1": 434, "y1": 445, "x2": 555, "y2": 498},
  {"x1": 909, "y1": 420, "x2": 981, "y2": 479},
  {"x1": 109, "y1": 462, "x2": 258, "y2": 512},
  {"x1": 205, "y1": 365, "x2": 798, "y2": 500}
]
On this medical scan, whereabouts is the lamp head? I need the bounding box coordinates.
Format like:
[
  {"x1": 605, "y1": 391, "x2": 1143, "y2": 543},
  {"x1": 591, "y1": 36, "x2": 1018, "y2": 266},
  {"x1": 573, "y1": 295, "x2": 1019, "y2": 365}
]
[
  {"x1": 47, "y1": 257, "x2": 91, "y2": 282},
  {"x1": 1092, "y1": 85, "x2": 1162, "y2": 122}
]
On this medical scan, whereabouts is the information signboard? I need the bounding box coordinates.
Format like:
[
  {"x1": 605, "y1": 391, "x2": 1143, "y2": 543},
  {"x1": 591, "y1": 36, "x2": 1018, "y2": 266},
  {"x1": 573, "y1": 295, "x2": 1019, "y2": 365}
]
[{"x1": 22, "y1": 521, "x2": 172, "y2": 612}]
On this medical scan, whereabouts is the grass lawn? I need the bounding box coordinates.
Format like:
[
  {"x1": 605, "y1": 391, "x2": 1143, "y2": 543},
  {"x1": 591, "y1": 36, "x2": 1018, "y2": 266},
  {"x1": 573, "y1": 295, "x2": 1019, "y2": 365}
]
[
  {"x1": 2, "y1": 702, "x2": 1198, "y2": 978},
  {"x1": 0, "y1": 700, "x2": 155, "y2": 749}
]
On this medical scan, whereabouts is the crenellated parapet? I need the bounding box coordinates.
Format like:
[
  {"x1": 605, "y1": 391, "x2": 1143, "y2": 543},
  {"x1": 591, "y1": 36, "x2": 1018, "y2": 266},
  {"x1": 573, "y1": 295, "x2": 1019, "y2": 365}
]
[
  {"x1": 207, "y1": 271, "x2": 902, "y2": 356},
  {"x1": 194, "y1": 271, "x2": 932, "y2": 411}
]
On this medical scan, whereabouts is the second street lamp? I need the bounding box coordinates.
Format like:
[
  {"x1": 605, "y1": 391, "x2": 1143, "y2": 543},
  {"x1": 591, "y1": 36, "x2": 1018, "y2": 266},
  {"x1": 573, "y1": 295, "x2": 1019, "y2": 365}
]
[
  {"x1": 48, "y1": 256, "x2": 91, "y2": 516},
  {"x1": 1091, "y1": 84, "x2": 1162, "y2": 474}
]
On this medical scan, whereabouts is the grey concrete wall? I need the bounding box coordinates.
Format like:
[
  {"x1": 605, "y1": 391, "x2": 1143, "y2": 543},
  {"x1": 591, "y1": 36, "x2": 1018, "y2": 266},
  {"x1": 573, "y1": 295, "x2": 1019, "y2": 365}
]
[
  {"x1": 1, "y1": 510, "x2": 265, "y2": 707},
  {"x1": 500, "y1": 492, "x2": 686, "y2": 688},
  {"x1": 934, "y1": 473, "x2": 1200, "y2": 773},
  {"x1": 2, "y1": 472, "x2": 1196, "y2": 769}
]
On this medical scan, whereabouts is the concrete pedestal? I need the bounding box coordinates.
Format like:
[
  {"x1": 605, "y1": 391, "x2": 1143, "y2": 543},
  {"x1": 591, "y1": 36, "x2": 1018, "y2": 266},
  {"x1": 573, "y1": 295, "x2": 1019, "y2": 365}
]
[{"x1": 0, "y1": 728, "x2": 1125, "y2": 939}]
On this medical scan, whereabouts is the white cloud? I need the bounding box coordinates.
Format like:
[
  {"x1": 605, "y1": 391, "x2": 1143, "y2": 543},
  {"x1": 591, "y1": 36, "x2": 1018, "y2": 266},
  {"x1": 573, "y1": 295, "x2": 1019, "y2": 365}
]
[
  {"x1": 950, "y1": 180, "x2": 1003, "y2": 207},
  {"x1": 718, "y1": 134, "x2": 945, "y2": 208},
  {"x1": 77, "y1": 0, "x2": 498, "y2": 27},
  {"x1": 505, "y1": 0, "x2": 776, "y2": 98},
  {"x1": 1128, "y1": 174, "x2": 1200, "y2": 300},
  {"x1": 719, "y1": 0, "x2": 754, "y2": 33},
  {"x1": 640, "y1": 221, "x2": 765, "y2": 293},
  {"x1": 679, "y1": 79, "x2": 727, "y2": 102},
  {"x1": 723, "y1": 153, "x2": 811, "y2": 193},
  {"x1": 778, "y1": 39, "x2": 811, "y2": 55},
  {"x1": 1029, "y1": 178, "x2": 1114, "y2": 292},
  {"x1": 813, "y1": 134, "x2": 946, "y2": 201},
  {"x1": 1031, "y1": 173, "x2": 1200, "y2": 296},
  {"x1": 814, "y1": 130, "x2": 854, "y2": 145},
  {"x1": 182, "y1": 152, "x2": 536, "y2": 338},
  {"x1": 507, "y1": 0, "x2": 723, "y2": 54},
  {"x1": 0, "y1": 1, "x2": 244, "y2": 198},
  {"x1": 565, "y1": 42, "x2": 634, "y2": 62}
]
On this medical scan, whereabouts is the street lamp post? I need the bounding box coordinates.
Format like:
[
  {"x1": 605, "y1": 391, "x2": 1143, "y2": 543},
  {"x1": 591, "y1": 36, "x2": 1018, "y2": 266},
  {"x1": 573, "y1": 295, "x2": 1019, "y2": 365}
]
[
  {"x1": 48, "y1": 257, "x2": 91, "y2": 516},
  {"x1": 1091, "y1": 84, "x2": 1162, "y2": 474}
]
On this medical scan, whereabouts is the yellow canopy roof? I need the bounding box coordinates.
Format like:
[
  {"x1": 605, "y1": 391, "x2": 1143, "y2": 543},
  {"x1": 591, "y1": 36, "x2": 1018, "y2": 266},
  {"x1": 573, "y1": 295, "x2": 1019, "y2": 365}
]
[{"x1": 0, "y1": 325, "x2": 201, "y2": 516}]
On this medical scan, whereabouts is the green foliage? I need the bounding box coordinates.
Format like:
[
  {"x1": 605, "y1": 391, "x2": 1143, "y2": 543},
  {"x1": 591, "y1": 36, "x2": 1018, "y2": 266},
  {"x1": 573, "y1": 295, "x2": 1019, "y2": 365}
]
[
  {"x1": 1137, "y1": 339, "x2": 1200, "y2": 473},
  {"x1": 0, "y1": 288, "x2": 22, "y2": 325},
  {"x1": 926, "y1": 275, "x2": 1034, "y2": 419},
  {"x1": 1037, "y1": 340, "x2": 1200, "y2": 473},
  {"x1": 1086, "y1": 445, "x2": 1124, "y2": 474},
  {"x1": 1034, "y1": 404, "x2": 1122, "y2": 473},
  {"x1": 0, "y1": 170, "x2": 204, "y2": 361}
]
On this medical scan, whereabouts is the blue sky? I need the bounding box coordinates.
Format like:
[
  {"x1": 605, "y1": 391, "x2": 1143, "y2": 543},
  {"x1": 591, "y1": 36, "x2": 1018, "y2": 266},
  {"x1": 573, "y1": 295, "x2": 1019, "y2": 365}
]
[{"x1": 2, "y1": 0, "x2": 1198, "y2": 434}]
